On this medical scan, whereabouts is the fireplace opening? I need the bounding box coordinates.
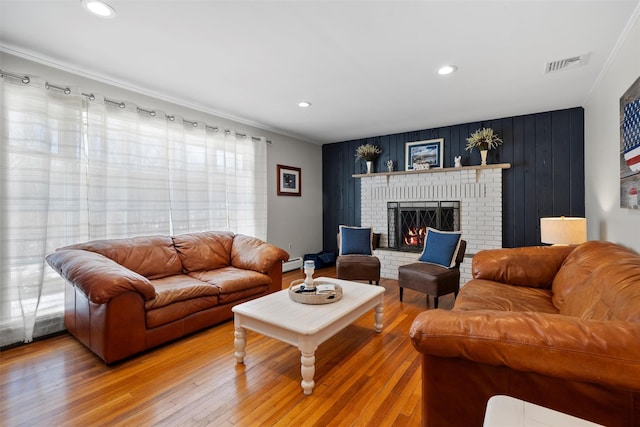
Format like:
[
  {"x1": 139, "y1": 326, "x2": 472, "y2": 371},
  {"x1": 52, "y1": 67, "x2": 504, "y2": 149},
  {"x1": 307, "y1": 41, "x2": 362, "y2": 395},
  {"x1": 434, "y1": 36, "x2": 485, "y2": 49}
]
[{"x1": 387, "y1": 201, "x2": 460, "y2": 252}]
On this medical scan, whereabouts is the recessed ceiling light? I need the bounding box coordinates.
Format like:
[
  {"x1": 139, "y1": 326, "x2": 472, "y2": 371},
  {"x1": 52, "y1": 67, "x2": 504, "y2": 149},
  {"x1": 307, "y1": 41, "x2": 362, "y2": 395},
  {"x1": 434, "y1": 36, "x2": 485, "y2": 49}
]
[
  {"x1": 437, "y1": 65, "x2": 457, "y2": 75},
  {"x1": 298, "y1": 101, "x2": 312, "y2": 108},
  {"x1": 81, "y1": 0, "x2": 117, "y2": 18}
]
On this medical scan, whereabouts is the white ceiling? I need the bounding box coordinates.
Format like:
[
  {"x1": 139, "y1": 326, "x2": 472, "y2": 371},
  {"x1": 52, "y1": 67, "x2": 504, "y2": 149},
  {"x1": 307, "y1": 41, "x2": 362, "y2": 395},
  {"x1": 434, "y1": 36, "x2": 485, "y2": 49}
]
[{"x1": 1, "y1": 0, "x2": 638, "y2": 144}]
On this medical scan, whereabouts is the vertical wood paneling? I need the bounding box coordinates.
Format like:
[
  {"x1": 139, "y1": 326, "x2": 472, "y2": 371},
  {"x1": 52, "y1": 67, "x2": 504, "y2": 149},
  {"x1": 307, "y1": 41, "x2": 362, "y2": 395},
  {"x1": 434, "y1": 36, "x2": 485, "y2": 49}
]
[
  {"x1": 535, "y1": 112, "x2": 554, "y2": 240},
  {"x1": 322, "y1": 107, "x2": 585, "y2": 250},
  {"x1": 570, "y1": 109, "x2": 586, "y2": 215},
  {"x1": 322, "y1": 145, "x2": 337, "y2": 250},
  {"x1": 552, "y1": 109, "x2": 572, "y2": 215},
  {"x1": 524, "y1": 116, "x2": 540, "y2": 247},
  {"x1": 502, "y1": 116, "x2": 517, "y2": 246}
]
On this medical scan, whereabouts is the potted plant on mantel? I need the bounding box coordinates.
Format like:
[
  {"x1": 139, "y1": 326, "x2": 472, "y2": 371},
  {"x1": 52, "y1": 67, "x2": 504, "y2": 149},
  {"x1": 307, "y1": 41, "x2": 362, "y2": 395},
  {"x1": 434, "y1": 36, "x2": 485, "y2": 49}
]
[
  {"x1": 465, "y1": 128, "x2": 503, "y2": 166},
  {"x1": 355, "y1": 143, "x2": 382, "y2": 174}
]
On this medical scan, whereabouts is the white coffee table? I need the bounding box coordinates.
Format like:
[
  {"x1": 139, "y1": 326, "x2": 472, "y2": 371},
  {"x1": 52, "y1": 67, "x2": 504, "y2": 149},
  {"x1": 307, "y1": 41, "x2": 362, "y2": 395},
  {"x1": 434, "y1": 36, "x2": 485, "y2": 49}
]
[{"x1": 232, "y1": 277, "x2": 385, "y2": 395}]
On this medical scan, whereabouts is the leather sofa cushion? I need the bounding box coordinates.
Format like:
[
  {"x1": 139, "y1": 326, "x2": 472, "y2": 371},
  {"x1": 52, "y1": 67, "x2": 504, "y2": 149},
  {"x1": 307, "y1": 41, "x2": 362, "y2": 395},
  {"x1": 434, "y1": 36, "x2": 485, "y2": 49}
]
[
  {"x1": 551, "y1": 241, "x2": 603, "y2": 309},
  {"x1": 455, "y1": 280, "x2": 558, "y2": 314},
  {"x1": 62, "y1": 235, "x2": 183, "y2": 280},
  {"x1": 559, "y1": 256, "x2": 640, "y2": 322},
  {"x1": 217, "y1": 285, "x2": 268, "y2": 305},
  {"x1": 173, "y1": 231, "x2": 234, "y2": 272},
  {"x1": 145, "y1": 274, "x2": 220, "y2": 310},
  {"x1": 472, "y1": 246, "x2": 575, "y2": 289},
  {"x1": 189, "y1": 266, "x2": 271, "y2": 304},
  {"x1": 553, "y1": 241, "x2": 640, "y2": 320},
  {"x1": 146, "y1": 296, "x2": 219, "y2": 328}
]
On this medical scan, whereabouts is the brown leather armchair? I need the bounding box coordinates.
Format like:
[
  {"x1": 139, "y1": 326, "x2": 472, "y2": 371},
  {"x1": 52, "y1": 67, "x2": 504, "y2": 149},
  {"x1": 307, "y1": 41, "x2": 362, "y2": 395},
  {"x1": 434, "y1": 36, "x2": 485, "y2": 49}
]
[
  {"x1": 398, "y1": 239, "x2": 467, "y2": 308},
  {"x1": 335, "y1": 226, "x2": 380, "y2": 285}
]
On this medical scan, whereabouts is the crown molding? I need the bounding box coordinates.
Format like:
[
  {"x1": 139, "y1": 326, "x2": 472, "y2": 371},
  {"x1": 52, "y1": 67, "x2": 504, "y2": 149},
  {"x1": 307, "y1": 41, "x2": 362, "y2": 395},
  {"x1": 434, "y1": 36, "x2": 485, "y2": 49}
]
[{"x1": 0, "y1": 44, "x2": 320, "y2": 145}]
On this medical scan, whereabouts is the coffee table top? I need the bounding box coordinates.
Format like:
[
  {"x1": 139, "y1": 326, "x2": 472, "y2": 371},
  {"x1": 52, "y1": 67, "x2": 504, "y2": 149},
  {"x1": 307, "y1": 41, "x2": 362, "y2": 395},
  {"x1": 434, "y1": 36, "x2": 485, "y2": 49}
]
[{"x1": 232, "y1": 277, "x2": 385, "y2": 335}]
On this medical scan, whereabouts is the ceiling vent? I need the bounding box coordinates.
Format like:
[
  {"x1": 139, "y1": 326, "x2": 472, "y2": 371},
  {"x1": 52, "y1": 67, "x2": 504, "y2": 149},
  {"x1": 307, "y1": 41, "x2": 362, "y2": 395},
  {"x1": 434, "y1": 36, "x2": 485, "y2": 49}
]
[{"x1": 545, "y1": 55, "x2": 587, "y2": 74}]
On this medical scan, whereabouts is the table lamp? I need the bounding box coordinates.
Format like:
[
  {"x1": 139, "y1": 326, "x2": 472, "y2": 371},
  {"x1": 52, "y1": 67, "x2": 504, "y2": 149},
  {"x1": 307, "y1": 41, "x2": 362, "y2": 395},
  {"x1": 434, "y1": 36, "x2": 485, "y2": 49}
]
[{"x1": 540, "y1": 216, "x2": 587, "y2": 245}]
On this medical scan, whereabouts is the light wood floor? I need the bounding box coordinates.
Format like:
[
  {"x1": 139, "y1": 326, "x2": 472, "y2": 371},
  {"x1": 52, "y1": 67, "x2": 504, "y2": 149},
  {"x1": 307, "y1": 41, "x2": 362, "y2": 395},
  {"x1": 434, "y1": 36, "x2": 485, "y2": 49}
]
[{"x1": 0, "y1": 267, "x2": 453, "y2": 426}]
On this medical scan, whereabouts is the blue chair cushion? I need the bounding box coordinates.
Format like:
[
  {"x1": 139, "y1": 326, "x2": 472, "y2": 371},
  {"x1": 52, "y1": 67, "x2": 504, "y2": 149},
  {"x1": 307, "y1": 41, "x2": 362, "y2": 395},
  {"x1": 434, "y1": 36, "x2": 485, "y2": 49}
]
[
  {"x1": 339, "y1": 226, "x2": 373, "y2": 256},
  {"x1": 418, "y1": 228, "x2": 462, "y2": 268}
]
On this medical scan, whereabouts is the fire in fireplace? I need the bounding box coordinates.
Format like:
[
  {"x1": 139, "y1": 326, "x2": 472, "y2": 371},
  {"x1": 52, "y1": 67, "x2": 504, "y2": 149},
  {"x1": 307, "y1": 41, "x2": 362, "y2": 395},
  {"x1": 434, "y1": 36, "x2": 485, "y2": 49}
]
[
  {"x1": 404, "y1": 226, "x2": 426, "y2": 247},
  {"x1": 387, "y1": 201, "x2": 460, "y2": 252}
]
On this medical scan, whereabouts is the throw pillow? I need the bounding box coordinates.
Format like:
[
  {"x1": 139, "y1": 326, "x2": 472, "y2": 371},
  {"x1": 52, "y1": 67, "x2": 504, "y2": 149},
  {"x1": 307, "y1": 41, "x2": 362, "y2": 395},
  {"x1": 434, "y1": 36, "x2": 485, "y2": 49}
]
[
  {"x1": 418, "y1": 227, "x2": 462, "y2": 268},
  {"x1": 339, "y1": 225, "x2": 373, "y2": 256}
]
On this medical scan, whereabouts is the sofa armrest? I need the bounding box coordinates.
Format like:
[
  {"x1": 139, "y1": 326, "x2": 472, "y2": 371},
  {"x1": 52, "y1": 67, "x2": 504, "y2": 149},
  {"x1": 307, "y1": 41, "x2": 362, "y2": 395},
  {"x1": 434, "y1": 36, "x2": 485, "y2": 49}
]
[
  {"x1": 410, "y1": 309, "x2": 640, "y2": 390},
  {"x1": 46, "y1": 249, "x2": 156, "y2": 304},
  {"x1": 231, "y1": 234, "x2": 289, "y2": 273},
  {"x1": 472, "y1": 246, "x2": 576, "y2": 288}
]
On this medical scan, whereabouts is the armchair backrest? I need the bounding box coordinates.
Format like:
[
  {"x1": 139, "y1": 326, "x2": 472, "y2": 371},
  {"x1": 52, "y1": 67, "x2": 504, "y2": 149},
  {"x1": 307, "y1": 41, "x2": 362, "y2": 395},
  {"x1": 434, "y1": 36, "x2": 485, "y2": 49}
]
[{"x1": 454, "y1": 239, "x2": 467, "y2": 269}]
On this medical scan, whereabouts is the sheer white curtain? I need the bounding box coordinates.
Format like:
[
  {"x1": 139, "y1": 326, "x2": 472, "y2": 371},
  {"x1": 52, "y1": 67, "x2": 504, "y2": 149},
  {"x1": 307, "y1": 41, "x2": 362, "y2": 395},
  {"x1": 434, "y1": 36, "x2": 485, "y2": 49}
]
[
  {"x1": 0, "y1": 77, "x2": 86, "y2": 346},
  {"x1": 86, "y1": 102, "x2": 268, "y2": 239},
  {"x1": 1, "y1": 77, "x2": 269, "y2": 347},
  {"x1": 167, "y1": 119, "x2": 228, "y2": 234},
  {"x1": 85, "y1": 98, "x2": 173, "y2": 238},
  {"x1": 228, "y1": 132, "x2": 267, "y2": 239},
  {"x1": 168, "y1": 123, "x2": 267, "y2": 239},
  {"x1": 84, "y1": 98, "x2": 268, "y2": 240}
]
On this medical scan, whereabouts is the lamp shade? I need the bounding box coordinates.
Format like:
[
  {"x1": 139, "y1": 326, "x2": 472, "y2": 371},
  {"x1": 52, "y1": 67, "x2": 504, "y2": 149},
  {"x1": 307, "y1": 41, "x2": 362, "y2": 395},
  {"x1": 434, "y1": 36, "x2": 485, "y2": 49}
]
[{"x1": 540, "y1": 217, "x2": 587, "y2": 245}]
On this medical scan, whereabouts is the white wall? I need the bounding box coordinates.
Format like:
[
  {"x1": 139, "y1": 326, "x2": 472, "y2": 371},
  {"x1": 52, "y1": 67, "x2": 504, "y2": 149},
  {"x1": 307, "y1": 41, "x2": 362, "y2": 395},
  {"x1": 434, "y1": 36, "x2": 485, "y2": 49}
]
[
  {"x1": 266, "y1": 133, "x2": 323, "y2": 260},
  {"x1": 0, "y1": 52, "x2": 324, "y2": 259},
  {"x1": 584, "y1": 5, "x2": 640, "y2": 252}
]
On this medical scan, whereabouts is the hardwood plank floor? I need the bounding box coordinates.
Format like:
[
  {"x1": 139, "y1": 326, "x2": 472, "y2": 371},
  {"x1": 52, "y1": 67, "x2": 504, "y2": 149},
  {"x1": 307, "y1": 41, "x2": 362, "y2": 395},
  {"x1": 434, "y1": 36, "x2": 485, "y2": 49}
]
[{"x1": 0, "y1": 267, "x2": 454, "y2": 426}]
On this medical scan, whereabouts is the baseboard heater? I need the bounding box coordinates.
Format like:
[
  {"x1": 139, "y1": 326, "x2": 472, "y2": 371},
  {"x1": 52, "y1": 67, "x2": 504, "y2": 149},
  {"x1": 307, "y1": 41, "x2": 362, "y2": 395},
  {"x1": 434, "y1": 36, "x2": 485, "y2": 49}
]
[{"x1": 282, "y1": 257, "x2": 303, "y2": 273}]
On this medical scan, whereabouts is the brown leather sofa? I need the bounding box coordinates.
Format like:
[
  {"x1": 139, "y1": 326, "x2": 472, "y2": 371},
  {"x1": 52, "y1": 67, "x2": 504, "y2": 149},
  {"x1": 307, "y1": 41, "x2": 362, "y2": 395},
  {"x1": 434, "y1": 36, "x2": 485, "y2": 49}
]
[
  {"x1": 47, "y1": 231, "x2": 289, "y2": 364},
  {"x1": 410, "y1": 241, "x2": 640, "y2": 427}
]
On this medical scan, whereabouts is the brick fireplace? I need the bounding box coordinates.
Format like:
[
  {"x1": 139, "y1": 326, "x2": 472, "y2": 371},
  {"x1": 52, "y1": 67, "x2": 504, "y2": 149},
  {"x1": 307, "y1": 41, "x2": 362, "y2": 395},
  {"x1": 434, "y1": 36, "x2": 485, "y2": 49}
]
[{"x1": 358, "y1": 165, "x2": 509, "y2": 284}]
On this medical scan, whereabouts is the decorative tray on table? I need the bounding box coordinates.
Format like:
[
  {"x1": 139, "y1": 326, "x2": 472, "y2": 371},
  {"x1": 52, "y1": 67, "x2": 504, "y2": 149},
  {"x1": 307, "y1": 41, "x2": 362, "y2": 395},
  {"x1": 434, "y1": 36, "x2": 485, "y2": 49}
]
[{"x1": 288, "y1": 279, "x2": 343, "y2": 305}]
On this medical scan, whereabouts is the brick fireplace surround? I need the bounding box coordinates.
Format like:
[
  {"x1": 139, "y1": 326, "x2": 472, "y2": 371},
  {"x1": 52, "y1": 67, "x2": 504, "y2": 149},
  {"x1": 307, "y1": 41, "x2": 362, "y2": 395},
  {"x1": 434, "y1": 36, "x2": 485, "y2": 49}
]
[{"x1": 358, "y1": 164, "x2": 510, "y2": 284}]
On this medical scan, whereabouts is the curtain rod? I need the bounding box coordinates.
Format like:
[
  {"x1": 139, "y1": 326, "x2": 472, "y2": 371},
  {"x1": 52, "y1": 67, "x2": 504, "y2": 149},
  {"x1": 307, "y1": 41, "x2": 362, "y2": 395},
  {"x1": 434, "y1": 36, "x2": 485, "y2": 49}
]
[
  {"x1": 0, "y1": 68, "x2": 272, "y2": 144},
  {"x1": 0, "y1": 69, "x2": 30, "y2": 84}
]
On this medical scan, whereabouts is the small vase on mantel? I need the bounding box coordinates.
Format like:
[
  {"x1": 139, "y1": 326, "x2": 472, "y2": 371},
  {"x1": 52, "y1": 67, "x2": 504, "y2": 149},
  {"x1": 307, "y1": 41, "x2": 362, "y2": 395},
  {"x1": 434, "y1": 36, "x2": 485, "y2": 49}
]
[
  {"x1": 366, "y1": 160, "x2": 373, "y2": 174},
  {"x1": 480, "y1": 150, "x2": 488, "y2": 166},
  {"x1": 465, "y1": 128, "x2": 503, "y2": 167}
]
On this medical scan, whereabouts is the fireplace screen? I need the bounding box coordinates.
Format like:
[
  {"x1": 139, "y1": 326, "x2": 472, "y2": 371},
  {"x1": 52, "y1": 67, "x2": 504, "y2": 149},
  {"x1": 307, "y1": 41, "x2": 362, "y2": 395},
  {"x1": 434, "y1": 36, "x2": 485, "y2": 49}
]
[{"x1": 387, "y1": 201, "x2": 460, "y2": 252}]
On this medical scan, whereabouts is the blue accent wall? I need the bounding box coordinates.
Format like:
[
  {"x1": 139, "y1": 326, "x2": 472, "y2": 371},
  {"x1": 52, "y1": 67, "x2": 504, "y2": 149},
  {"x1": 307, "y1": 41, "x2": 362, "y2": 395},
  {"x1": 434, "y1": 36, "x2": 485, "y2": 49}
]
[{"x1": 322, "y1": 107, "x2": 585, "y2": 251}]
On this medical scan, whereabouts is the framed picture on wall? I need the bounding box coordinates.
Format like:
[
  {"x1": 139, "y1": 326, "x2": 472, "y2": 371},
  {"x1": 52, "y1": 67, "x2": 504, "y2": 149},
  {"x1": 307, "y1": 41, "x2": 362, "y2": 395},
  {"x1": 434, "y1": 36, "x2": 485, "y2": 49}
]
[
  {"x1": 277, "y1": 164, "x2": 301, "y2": 196},
  {"x1": 405, "y1": 138, "x2": 444, "y2": 170},
  {"x1": 620, "y1": 76, "x2": 640, "y2": 209}
]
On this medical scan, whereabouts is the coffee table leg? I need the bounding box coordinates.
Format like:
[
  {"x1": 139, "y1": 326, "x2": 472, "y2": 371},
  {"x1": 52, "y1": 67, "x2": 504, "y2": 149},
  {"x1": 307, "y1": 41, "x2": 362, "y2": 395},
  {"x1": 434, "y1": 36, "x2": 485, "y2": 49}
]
[
  {"x1": 299, "y1": 339, "x2": 318, "y2": 395},
  {"x1": 374, "y1": 304, "x2": 384, "y2": 332},
  {"x1": 234, "y1": 326, "x2": 246, "y2": 364},
  {"x1": 300, "y1": 351, "x2": 315, "y2": 395}
]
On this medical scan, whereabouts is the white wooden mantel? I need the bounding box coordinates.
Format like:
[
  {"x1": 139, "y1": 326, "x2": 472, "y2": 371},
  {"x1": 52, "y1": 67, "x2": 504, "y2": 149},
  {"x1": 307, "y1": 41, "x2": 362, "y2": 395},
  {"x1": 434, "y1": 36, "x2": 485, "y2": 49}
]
[{"x1": 353, "y1": 163, "x2": 511, "y2": 184}]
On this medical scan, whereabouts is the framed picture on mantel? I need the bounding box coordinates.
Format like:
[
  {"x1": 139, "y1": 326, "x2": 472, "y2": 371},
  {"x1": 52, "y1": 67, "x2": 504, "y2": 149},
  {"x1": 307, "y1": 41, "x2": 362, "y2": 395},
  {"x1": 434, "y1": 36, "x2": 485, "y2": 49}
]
[
  {"x1": 405, "y1": 138, "x2": 444, "y2": 170},
  {"x1": 277, "y1": 164, "x2": 301, "y2": 196}
]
